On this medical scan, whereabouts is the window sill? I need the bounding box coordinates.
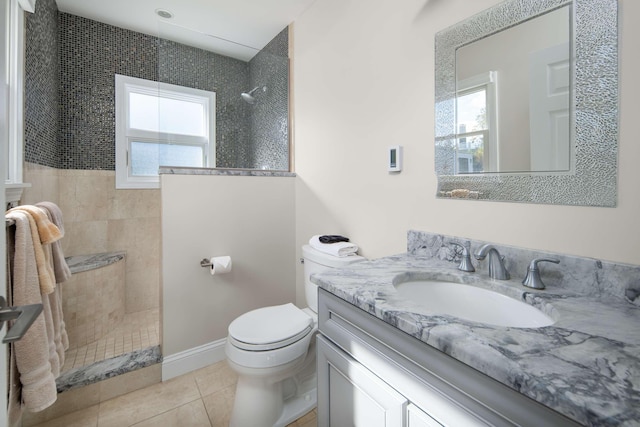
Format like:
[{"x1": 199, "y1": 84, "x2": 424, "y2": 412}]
[{"x1": 5, "y1": 182, "x2": 31, "y2": 207}]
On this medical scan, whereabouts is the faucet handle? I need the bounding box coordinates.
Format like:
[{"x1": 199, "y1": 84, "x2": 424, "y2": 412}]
[
  {"x1": 451, "y1": 243, "x2": 475, "y2": 272},
  {"x1": 522, "y1": 258, "x2": 560, "y2": 290}
]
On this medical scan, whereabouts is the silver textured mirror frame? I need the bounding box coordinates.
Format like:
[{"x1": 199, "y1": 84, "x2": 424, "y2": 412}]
[{"x1": 435, "y1": 0, "x2": 618, "y2": 206}]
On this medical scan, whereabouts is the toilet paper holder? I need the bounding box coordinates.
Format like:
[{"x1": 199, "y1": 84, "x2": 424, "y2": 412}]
[{"x1": 200, "y1": 258, "x2": 213, "y2": 267}]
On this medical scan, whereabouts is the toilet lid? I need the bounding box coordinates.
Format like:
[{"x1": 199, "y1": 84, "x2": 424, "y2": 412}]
[{"x1": 228, "y1": 303, "x2": 313, "y2": 350}]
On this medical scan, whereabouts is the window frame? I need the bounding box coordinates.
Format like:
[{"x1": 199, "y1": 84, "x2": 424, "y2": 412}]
[
  {"x1": 115, "y1": 74, "x2": 216, "y2": 189},
  {"x1": 5, "y1": 0, "x2": 27, "y2": 187}
]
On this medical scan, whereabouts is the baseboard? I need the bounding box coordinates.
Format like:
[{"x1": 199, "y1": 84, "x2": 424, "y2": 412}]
[{"x1": 162, "y1": 338, "x2": 227, "y2": 381}]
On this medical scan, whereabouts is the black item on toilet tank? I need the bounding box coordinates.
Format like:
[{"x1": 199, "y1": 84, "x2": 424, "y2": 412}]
[{"x1": 319, "y1": 235, "x2": 350, "y2": 244}]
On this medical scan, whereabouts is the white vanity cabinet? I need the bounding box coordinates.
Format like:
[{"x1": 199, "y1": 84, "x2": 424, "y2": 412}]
[
  {"x1": 318, "y1": 336, "x2": 408, "y2": 426},
  {"x1": 317, "y1": 289, "x2": 581, "y2": 427}
]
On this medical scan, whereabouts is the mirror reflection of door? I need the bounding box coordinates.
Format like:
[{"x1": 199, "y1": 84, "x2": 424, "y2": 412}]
[
  {"x1": 529, "y1": 42, "x2": 571, "y2": 171},
  {"x1": 455, "y1": 5, "x2": 571, "y2": 174}
]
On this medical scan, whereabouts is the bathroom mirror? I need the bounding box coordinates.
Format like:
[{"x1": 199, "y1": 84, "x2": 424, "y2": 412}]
[{"x1": 435, "y1": 0, "x2": 618, "y2": 206}]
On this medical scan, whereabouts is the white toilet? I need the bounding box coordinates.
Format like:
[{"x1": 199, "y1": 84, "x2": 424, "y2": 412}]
[{"x1": 225, "y1": 244, "x2": 364, "y2": 427}]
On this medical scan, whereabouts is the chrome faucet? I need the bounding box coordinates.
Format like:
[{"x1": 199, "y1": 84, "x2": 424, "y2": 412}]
[
  {"x1": 522, "y1": 258, "x2": 560, "y2": 290},
  {"x1": 474, "y1": 244, "x2": 510, "y2": 280},
  {"x1": 451, "y1": 242, "x2": 475, "y2": 272}
]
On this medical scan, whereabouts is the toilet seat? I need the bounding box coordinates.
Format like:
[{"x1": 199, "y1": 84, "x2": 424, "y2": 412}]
[{"x1": 228, "y1": 303, "x2": 313, "y2": 351}]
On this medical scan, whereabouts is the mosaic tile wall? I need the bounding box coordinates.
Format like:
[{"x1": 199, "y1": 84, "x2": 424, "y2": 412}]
[
  {"x1": 24, "y1": 0, "x2": 59, "y2": 168},
  {"x1": 247, "y1": 28, "x2": 290, "y2": 170},
  {"x1": 58, "y1": 13, "x2": 159, "y2": 170},
  {"x1": 157, "y1": 39, "x2": 252, "y2": 169},
  {"x1": 24, "y1": 2, "x2": 290, "y2": 171}
]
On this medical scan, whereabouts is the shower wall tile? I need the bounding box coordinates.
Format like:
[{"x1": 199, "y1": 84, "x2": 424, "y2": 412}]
[
  {"x1": 24, "y1": 0, "x2": 60, "y2": 168},
  {"x1": 247, "y1": 28, "x2": 290, "y2": 170},
  {"x1": 21, "y1": 163, "x2": 60, "y2": 205},
  {"x1": 62, "y1": 220, "x2": 109, "y2": 256},
  {"x1": 157, "y1": 39, "x2": 251, "y2": 168},
  {"x1": 63, "y1": 259, "x2": 126, "y2": 349},
  {"x1": 58, "y1": 13, "x2": 158, "y2": 171},
  {"x1": 39, "y1": 169, "x2": 161, "y2": 314},
  {"x1": 125, "y1": 269, "x2": 160, "y2": 314}
]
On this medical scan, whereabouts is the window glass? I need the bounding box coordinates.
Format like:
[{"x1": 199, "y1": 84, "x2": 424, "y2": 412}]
[
  {"x1": 457, "y1": 89, "x2": 486, "y2": 133},
  {"x1": 129, "y1": 92, "x2": 206, "y2": 136},
  {"x1": 456, "y1": 87, "x2": 488, "y2": 173},
  {"x1": 456, "y1": 133, "x2": 485, "y2": 173},
  {"x1": 130, "y1": 141, "x2": 204, "y2": 176}
]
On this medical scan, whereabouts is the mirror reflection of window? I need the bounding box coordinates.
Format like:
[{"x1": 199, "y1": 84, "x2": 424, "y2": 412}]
[
  {"x1": 456, "y1": 88, "x2": 487, "y2": 173},
  {"x1": 455, "y1": 71, "x2": 497, "y2": 174}
]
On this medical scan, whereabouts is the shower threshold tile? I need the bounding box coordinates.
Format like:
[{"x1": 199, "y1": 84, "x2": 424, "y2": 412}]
[{"x1": 57, "y1": 346, "x2": 161, "y2": 392}]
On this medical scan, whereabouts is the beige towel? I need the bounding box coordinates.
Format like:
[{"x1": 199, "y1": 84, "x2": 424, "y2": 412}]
[
  {"x1": 35, "y1": 202, "x2": 71, "y2": 284},
  {"x1": 8, "y1": 205, "x2": 62, "y2": 244},
  {"x1": 5, "y1": 211, "x2": 58, "y2": 415},
  {"x1": 35, "y1": 202, "x2": 71, "y2": 353},
  {"x1": 7, "y1": 206, "x2": 59, "y2": 294}
]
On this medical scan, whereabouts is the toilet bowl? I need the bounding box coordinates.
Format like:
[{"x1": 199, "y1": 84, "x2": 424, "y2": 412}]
[{"x1": 225, "y1": 245, "x2": 364, "y2": 427}]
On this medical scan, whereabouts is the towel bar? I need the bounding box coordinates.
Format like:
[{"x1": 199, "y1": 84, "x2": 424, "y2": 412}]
[{"x1": 0, "y1": 296, "x2": 43, "y2": 343}]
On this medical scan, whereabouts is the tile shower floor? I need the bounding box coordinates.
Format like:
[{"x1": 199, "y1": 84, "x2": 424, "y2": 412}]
[
  {"x1": 32, "y1": 360, "x2": 317, "y2": 427},
  {"x1": 62, "y1": 309, "x2": 160, "y2": 372}
]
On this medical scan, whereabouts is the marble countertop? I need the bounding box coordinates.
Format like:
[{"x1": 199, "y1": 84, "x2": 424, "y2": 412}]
[{"x1": 312, "y1": 254, "x2": 640, "y2": 426}]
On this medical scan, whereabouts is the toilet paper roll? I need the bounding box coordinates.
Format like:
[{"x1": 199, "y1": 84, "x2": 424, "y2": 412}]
[{"x1": 210, "y1": 256, "x2": 232, "y2": 275}]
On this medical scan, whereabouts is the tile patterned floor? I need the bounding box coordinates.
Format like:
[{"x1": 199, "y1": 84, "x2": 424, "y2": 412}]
[
  {"x1": 32, "y1": 360, "x2": 317, "y2": 427},
  {"x1": 62, "y1": 309, "x2": 160, "y2": 372}
]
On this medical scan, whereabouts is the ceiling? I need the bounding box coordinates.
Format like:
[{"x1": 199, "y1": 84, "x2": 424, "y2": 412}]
[{"x1": 55, "y1": 0, "x2": 316, "y2": 61}]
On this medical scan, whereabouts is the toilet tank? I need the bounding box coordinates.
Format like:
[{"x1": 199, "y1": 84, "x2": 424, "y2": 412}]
[{"x1": 302, "y1": 245, "x2": 365, "y2": 313}]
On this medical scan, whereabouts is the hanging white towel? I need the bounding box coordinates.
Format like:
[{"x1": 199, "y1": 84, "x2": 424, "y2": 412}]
[{"x1": 5, "y1": 211, "x2": 58, "y2": 418}]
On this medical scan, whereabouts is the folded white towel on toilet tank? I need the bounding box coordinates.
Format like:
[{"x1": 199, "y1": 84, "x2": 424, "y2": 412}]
[{"x1": 309, "y1": 235, "x2": 359, "y2": 257}]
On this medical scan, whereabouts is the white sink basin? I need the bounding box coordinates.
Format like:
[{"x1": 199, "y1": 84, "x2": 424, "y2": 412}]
[{"x1": 394, "y1": 280, "x2": 554, "y2": 328}]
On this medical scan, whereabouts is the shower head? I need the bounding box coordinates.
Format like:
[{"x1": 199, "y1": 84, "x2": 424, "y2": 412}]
[
  {"x1": 241, "y1": 91, "x2": 257, "y2": 104},
  {"x1": 241, "y1": 86, "x2": 266, "y2": 104}
]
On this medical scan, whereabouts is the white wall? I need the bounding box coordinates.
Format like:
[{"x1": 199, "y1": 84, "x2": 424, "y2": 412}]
[
  {"x1": 161, "y1": 174, "x2": 296, "y2": 357},
  {"x1": 293, "y1": 0, "x2": 639, "y2": 305}
]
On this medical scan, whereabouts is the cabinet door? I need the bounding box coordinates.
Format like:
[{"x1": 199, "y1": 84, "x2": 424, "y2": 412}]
[
  {"x1": 407, "y1": 404, "x2": 442, "y2": 427},
  {"x1": 318, "y1": 336, "x2": 407, "y2": 427}
]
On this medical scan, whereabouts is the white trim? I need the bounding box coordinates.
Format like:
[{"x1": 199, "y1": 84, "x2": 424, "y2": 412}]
[
  {"x1": 6, "y1": 183, "x2": 31, "y2": 206},
  {"x1": 1, "y1": 0, "x2": 10, "y2": 419},
  {"x1": 5, "y1": 0, "x2": 26, "y2": 187},
  {"x1": 17, "y1": 0, "x2": 35, "y2": 13},
  {"x1": 161, "y1": 338, "x2": 227, "y2": 381}
]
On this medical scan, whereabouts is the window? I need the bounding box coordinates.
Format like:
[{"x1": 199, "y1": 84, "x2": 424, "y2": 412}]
[
  {"x1": 455, "y1": 71, "x2": 497, "y2": 174},
  {"x1": 115, "y1": 75, "x2": 215, "y2": 189}
]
